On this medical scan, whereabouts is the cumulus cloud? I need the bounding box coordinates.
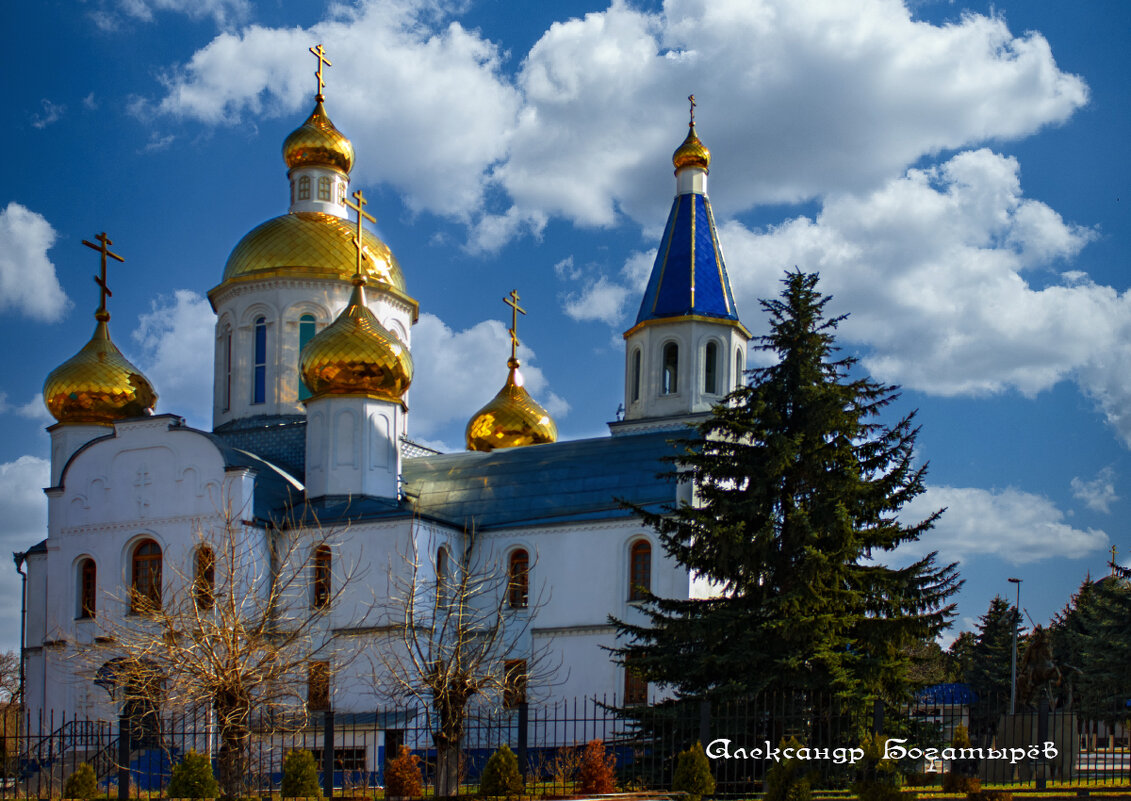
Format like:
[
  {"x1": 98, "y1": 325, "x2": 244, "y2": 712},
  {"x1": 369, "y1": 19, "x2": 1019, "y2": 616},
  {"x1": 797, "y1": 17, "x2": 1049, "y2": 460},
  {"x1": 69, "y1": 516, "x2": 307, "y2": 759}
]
[
  {"x1": 30, "y1": 99, "x2": 66, "y2": 129},
  {"x1": 0, "y1": 392, "x2": 52, "y2": 423},
  {"x1": 91, "y1": 0, "x2": 250, "y2": 30},
  {"x1": 131, "y1": 290, "x2": 217, "y2": 429},
  {"x1": 409, "y1": 312, "x2": 568, "y2": 441},
  {"x1": 1071, "y1": 467, "x2": 1119, "y2": 514},
  {"x1": 899, "y1": 485, "x2": 1108, "y2": 565},
  {"x1": 0, "y1": 456, "x2": 50, "y2": 648},
  {"x1": 563, "y1": 275, "x2": 632, "y2": 325},
  {"x1": 0, "y1": 203, "x2": 71, "y2": 322}
]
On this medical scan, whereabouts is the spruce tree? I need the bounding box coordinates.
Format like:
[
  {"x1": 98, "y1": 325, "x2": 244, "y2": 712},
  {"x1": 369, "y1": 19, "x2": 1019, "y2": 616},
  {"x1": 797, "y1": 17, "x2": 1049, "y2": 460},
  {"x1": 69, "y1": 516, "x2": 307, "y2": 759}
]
[
  {"x1": 962, "y1": 596, "x2": 1021, "y2": 736},
  {"x1": 614, "y1": 271, "x2": 959, "y2": 704}
]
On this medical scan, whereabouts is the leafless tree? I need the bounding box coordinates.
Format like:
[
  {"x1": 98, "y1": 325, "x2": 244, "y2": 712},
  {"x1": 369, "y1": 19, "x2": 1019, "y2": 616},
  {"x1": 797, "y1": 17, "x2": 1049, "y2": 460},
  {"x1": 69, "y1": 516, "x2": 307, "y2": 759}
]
[
  {"x1": 0, "y1": 652, "x2": 19, "y2": 704},
  {"x1": 373, "y1": 524, "x2": 557, "y2": 797},
  {"x1": 77, "y1": 495, "x2": 369, "y2": 797}
]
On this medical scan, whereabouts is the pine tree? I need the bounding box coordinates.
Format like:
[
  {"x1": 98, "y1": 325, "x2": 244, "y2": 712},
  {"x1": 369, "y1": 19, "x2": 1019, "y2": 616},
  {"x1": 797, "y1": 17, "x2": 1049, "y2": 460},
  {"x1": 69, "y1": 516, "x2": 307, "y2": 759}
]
[
  {"x1": 963, "y1": 596, "x2": 1020, "y2": 735},
  {"x1": 614, "y1": 271, "x2": 959, "y2": 704},
  {"x1": 1051, "y1": 575, "x2": 1131, "y2": 722}
]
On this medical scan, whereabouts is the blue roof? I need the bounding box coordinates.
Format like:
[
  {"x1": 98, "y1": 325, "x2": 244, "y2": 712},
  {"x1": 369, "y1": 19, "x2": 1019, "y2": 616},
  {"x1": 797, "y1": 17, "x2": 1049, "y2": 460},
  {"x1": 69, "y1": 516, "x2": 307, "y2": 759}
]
[
  {"x1": 635, "y1": 192, "x2": 740, "y2": 325},
  {"x1": 916, "y1": 683, "x2": 978, "y2": 705},
  {"x1": 400, "y1": 430, "x2": 684, "y2": 529}
]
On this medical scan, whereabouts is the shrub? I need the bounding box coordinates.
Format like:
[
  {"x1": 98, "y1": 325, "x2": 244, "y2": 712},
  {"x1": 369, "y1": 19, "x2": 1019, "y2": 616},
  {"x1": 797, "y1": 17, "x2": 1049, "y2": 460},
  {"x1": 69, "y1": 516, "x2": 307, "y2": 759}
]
[
  {"x1": 63, "y1": 762, "x2": 100, "y2": 800},
  {"x1": 480, "y1": 744, "x2": 523, "y2": 798},
  {"x1": 167, "y1": 750, "x2": 220, "y2": 799},
  {"x1": 968, "y1": 792, "x2": 1011, "y2": 801},
  {"x1": 577, "y1": 739, "x2": 616, "y2": 795},
  {"x1": 672, "y1": 742, "x2": 715, "y2": 801},
  {"x1": 281, "y1": 749, "x2": 323, "y2": 799},
  {"x1": 384, "y1": 745, "x2": 423, "y2": 799},
  {"x1": 764, "y1": 738, "x2": 811, "y2": 801},
  {"x1": 852, "y1": 734, "x2": 914, "y2": 801},
  {"x1": 941, "y1": 773, "x2": 980, "y2": 793}
]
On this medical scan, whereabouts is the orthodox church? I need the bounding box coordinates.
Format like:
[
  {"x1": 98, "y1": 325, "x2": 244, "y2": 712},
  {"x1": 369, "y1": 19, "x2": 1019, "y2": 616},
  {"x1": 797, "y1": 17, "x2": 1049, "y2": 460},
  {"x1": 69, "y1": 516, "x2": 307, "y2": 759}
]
[{"x1": 21, "y1": 51, "x2": 750, "y2": 724}]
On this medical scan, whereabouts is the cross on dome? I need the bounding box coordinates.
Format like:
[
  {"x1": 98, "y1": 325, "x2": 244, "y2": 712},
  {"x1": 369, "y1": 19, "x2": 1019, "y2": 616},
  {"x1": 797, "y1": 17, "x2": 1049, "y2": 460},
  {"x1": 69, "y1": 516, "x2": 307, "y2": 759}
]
[
  {"x1": 689, "y1": 93, "x2": 696, "y2": 127},
  {"x1": 344, "y1": 189, "x2": 376, "y2": 282},
  {"x1": 310, "y1": 44, "x2": 332, "y2": 101},
  {"x1": 82, "y1": 232, "x2": 124, "y2": 319},
  {"x1": 503, "y1": 289, "x2": 526, "y2": 363}
]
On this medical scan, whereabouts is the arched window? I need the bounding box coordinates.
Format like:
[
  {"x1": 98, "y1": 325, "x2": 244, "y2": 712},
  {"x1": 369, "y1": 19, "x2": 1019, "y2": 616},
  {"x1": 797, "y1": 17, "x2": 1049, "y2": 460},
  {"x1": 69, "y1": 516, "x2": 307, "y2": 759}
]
[
  {"x1": 312, "y1": 546, "x2": 332, "y2": 610},
  {"x1": 253, "y1": 316, "x2": 267, "y2": 404},
  {"x1": 631, "y1": 349, "x2": 642, "y2": 402},
  {"x1": 221, "y1": 326, "x2": 232, "y2": 412},
  {"x1": 298, "y1": 314, "x2": 316, "y2": 401},
  {"x1": 436, "y1": 546, "x2": 449, "y2": 606},
  {"x1": 624, "y1": 654, "x2": 647, "y2": 705},
  {"x1": 336, "y1": 181, "x2": 346, "y2": 205},
  {"x1": 298, "y1": 175, "x2": 311, "y2": 201},
  {"x1": 704, "y1": 341, "x2": 718, "y2": 394},
  {"x1": 317, "y1": 176, "x2": 332, "y2": 201},
  {"x1": 131, "y1": 539, "x2": 162, "y2": 613},
  {"x1": 78, "y1": 558, "x2": 96, "y2": 619},
  {"x1": 194, "y1": 546, "x2": 215, "y2": 610},
  {"x1": 507, "y1": 549, "x2": 529, "y2": 609},
  {"x1": 629, "y1": 540, "x2": 651, "y2": 601},
  {"x1": 735, "y1": 348, "x2": 745, "y2": 389},
  {"x1": 661, "y1": 343, "x2": 679, "y2": 395}
]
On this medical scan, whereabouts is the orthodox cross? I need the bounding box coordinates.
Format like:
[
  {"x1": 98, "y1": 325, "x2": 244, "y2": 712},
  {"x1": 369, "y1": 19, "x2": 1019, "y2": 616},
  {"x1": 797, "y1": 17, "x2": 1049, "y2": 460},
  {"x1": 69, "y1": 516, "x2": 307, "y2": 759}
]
[
  {"x1": 688, "y1": 94, "x2": 696, "y2": 127},
  {"x1": 344, "y1": 189, "x2": 375, "y2": 279},
  {"x1": 310, "y1": 44, "x2": 332, "y2": 100},
  {"x1": 503, "y1": 289, "x2": 525, "y2": 362},
  {"x1": 82, "y1": 232, "x2": 124, "y2": 317},
  {"x1": 1112, "y1": 544, "x2": 1119, "y2": 577}
]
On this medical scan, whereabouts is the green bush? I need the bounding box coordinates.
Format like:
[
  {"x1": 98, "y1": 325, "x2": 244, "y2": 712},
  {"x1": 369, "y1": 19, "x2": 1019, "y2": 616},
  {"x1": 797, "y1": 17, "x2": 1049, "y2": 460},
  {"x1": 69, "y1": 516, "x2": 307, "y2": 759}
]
[
  {"x1": 281, "y1": 749, "x2": 323, "y2": 799},
  {"x1": 672, "y1": 742, "x2": 715, "y2": 801},
  {"x1": 167, "y1": 750, "x2": 219, "y2": 799},
  {"x1": 764, "y1": 737, "x2": 811, "y2": 801},
  {"x1": 852, "y1": 734, "x2": 915, "y2": 801},
  {"x1": 384, "y1": 745, "x2": 423, "y2": 798},
  {"x1": 479, "y1": 744, "x2": 523, "y2": 798},
  {"x1": 63, "y1": 762, "x2": 100, "y2": 800}
]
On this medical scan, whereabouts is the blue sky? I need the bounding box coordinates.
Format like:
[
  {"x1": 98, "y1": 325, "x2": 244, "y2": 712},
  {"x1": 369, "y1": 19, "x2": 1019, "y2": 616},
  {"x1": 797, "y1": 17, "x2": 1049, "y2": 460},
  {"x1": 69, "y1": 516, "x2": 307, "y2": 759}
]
[{"x1": 1, "y1": 0, "x2": 1129, "y2": 655}]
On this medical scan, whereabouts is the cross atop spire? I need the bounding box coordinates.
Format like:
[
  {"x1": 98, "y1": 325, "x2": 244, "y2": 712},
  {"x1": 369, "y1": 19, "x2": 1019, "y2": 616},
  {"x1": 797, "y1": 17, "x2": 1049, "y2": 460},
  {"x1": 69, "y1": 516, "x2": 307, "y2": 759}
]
[
  {"x1": 82, "y1": 232, "x2": 124, "y2": 321},
  {"x1": 310, "y1": 44, "x2": 332, "y2": 101},
  {"x1": 344, "y1": 189, "x2": 376, "y2": 282},
  {"x1": 688, "y1": 94, "x2": 696, "y2": 127},
  {"x1": 503, "y1": 289, "x2": 526, "y2": 364}
]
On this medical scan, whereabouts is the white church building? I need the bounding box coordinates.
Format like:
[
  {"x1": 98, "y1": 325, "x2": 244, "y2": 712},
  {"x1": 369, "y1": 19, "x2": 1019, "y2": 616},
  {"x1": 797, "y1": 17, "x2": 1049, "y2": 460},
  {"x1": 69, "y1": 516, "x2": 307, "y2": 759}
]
[{"x1": 20, "y1": 58, "x2": 751, "y2": 728}]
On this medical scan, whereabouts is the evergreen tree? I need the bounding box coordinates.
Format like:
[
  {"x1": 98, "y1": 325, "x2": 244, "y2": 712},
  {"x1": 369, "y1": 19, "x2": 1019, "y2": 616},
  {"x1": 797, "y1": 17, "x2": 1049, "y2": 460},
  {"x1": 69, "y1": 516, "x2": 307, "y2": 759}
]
[
  {"x1": 962, "y1": 596, "x2": 1021, "y2": 738},
  {"x1": 614, "y1": 271, "x2": 959, "y2": 705},
  {"x1": 1051, "y1": 575, "x2": 1131, "y2": 722}
]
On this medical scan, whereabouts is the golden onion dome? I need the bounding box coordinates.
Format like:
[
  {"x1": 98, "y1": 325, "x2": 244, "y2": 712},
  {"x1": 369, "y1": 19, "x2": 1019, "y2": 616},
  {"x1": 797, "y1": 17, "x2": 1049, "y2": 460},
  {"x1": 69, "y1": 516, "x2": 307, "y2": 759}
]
[
  {"x1": 465, "y1": 359, "x2": 558, "y2": 452},
  {"x1": 283, "y1": 99, "x2": 354, "y2": 174},
  {"x1": 43, "y1": 312, "x2": 157, "y2": 424},
  {"x1": 300, "y1": 280, "x2": 412, "y2": 402},
  {"x1": 218, "y1": 211, "x2": 407, "y2": 292},
  {"x1": 672, "y1": 123, "x2": 710, "y2": 172}
]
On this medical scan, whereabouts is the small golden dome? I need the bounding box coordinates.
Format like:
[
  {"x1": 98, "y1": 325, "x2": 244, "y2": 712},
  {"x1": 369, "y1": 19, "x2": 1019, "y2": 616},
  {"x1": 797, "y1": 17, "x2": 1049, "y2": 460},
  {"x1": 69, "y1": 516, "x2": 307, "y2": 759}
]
[
  {"x1": 218, "y1": 211, "x2": 407, "y2": 292},
  {"x1": 672, "y1": 124, "x2": 710, "y2": 172},
  {"x1": 43, "y1": 313, "x2": 157, "y2": 424},
  {"x1": 283, "y1": 99, "x2": 355, "y2": 174},
  {"x1": 466, "y1": 359, "x2": 557, "y2": 452},
  {"x1": 300, "y1": 281, "x2": 412, "y2": 402}
]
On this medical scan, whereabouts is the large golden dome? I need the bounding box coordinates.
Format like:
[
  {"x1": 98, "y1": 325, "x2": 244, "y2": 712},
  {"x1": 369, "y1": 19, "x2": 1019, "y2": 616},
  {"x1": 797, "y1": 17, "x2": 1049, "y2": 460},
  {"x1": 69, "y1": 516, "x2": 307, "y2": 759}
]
[
  {"x1": 300, "y1": 281, "x2": 413, "y2": 402},
  {"x1": 43, "y1": 313, "x2": 157, "y2": 424},
  {"x1": 218, "y1": 211, "x2": 408, "y2": 292},
  {"x1": 672, "y1": 124, "x2": 710, "y2": 172},
  {"x1": 283, "y1": 99, "x2": 354, "y2": 174},
  {"x1": 466, "y1": 359, "x2": 557, "y2": 452}
]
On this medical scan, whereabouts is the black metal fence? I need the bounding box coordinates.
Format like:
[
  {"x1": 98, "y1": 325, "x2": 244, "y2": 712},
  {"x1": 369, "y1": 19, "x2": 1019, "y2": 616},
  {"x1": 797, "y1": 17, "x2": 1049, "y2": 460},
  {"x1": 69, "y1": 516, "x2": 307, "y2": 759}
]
[{"x1": 4, "y1": 691, "x2": 1131, "y2": 797}]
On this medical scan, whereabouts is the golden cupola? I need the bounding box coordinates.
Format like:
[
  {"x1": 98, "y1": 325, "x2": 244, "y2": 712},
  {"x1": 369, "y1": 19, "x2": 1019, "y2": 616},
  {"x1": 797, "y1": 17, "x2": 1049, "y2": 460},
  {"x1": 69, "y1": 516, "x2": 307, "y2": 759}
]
[
  {"x1": 465, "y1": 290, "x2": 557, "y2": 452},
  {"x1": 282, "y1": 98, "x2": 355, "y2": 175},
  {"x1": 672, "y1": 95, "x2": 710, "y2": 173},
  {"x1": 300, "y1": 277, "x2": 413, "y2": 403},
  {"x1": 43, "y1": 235, "x2": 157, "y2": 425}
]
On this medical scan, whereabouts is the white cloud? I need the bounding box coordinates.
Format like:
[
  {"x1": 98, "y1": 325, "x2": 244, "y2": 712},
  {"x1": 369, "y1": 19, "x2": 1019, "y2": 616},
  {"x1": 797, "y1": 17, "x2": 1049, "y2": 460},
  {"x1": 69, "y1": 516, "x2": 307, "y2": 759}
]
[
  {"x1": 0, "y1": 392, "x2": 52, "y2": 423},
  {"x1": 1071, "y1": 467, "x2": 1119, "y2": 514},
  {"x1": 563, "y1": 275, "x2": 632, "y2": 325},
  {"x1": 900, "y1": 485, "x2": 1108, "y2": 565},
  {"x1": 131, "y1": 290, "x2": 216, "y2": 429},
  {"x1": 30, "y1": 99, "x2": 66, "y2": 129},
  {"x1": 93, "y1": 0, "x2": 250, "y2": 30},
  {"x1": 0, "y1": 456, "x2": 50, "y2": 649},
  {"x1": 0, "y1": 203, "x2": 71, "y2": 322},
  {"x1": 409, "y1": 312, "x2": 567, "y2": 438}
]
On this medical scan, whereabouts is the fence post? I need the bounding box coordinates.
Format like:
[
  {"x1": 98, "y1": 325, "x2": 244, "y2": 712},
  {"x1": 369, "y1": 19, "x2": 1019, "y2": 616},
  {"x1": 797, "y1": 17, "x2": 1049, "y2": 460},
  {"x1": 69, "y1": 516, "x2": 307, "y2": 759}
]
[
  {"x1": 322, "y1": 709, "x2": 335, "y2": 800},
  {"x1": 117, "y1": 713, "x2": 130, "y2": 801},
  {"x1": 1037, "y1": 697, "x2": 1049, "y2": 790},
  {"x1": 872, "y1": 699, "x2": 883, "y2": 735},
  {"x1": 517, "y1": 701, "x2": 528, "y2": 787},
  {"x1": 699, "y1": 698, "x2": 710, "y2": 747}
]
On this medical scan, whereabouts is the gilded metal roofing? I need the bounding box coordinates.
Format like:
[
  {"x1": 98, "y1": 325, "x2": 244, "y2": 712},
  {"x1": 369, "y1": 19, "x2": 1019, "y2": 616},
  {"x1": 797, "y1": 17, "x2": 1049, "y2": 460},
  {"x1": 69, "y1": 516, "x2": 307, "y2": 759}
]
[
  {"x1": 282, "y1": 99, "x2": 354, "y2": 174},
  {"x1": 465, "y1": 361, "x2": 557, "y2": 452}
]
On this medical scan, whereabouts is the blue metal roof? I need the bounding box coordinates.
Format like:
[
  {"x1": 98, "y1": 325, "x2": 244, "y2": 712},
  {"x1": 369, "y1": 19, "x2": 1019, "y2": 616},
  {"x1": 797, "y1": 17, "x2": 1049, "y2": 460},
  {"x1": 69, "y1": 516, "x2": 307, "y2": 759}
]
[
  {"x1": 400, "y1": 430, "x2": 684, "y2": 530},
  {"x1": 635, "y1": 192, "x2": 740, "y2": 325},
  {"x1": 916, "y1": 683, "x2": 978, "y2": 705}
]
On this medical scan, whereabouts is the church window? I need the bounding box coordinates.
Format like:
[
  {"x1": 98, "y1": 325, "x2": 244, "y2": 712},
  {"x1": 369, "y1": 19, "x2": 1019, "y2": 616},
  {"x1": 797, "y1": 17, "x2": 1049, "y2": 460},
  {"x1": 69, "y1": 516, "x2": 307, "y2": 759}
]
[
  {"x1": 507, "y1": 549, "x2": 529, "y2": 609},
  {"x1": 503, "y1": 659, "x2": 527, "y2": 709},
  {"x1": 624, "y1": 655, "x2": 647, "y2": 705},
  {"x1": 631, "y1": 349, "x2": 641, "y2": 402},
  {"x1": 312, "y1": 545, "x2": 332, "y2": 610},
  {"x1": 194, "y1": 546, "x2": 215, "y2": 611},
  {"x1": 735, "y1": 348, "x2": 745, "y2": 389},
  {"x1": 130, "y1": 539, "x2": 162, "y2": 614},
  {"x1": 336, "y1": 181, "x2": 346, "y2": 205},
  {"x1": 253, "y1": 317, "x2": 267, "y2": 405},
  {"x1": 629, "y1": 540, "x2": 651, "y2": 601},
  {"x1": 308, "y1": 661, "x2": 330, "y2": 711},
  {"x1": 436, "y1": 546, "x2": 449, "y2": 607},
  {"x1": 318, "y1": 176, "x2": 332, "y2": 201},
  {"x1": 222, "y1": 327, "x2": 232, "y2": 412},
  {"x1": 298, "y1": 175, "x2": 311, "y2": 201},
  {"x1": 299, "y1": 314, "x2": 316, "y2": 401},
  {"x1": 661, "y1": 343, "x2": 679, "y2": 395},
  {"x1": 78, "y1": 558, "x2": 96, "y2": 619},
  {"x1": 704, "y1": 341, "x2": 718, "y2": 394}
]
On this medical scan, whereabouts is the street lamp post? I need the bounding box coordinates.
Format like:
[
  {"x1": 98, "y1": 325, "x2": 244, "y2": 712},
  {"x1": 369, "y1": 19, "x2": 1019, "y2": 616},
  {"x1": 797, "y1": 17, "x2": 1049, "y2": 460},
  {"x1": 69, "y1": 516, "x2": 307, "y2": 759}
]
[{"x1": 1008, "y1": 577, "x2": 1022, "y2": 715}]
